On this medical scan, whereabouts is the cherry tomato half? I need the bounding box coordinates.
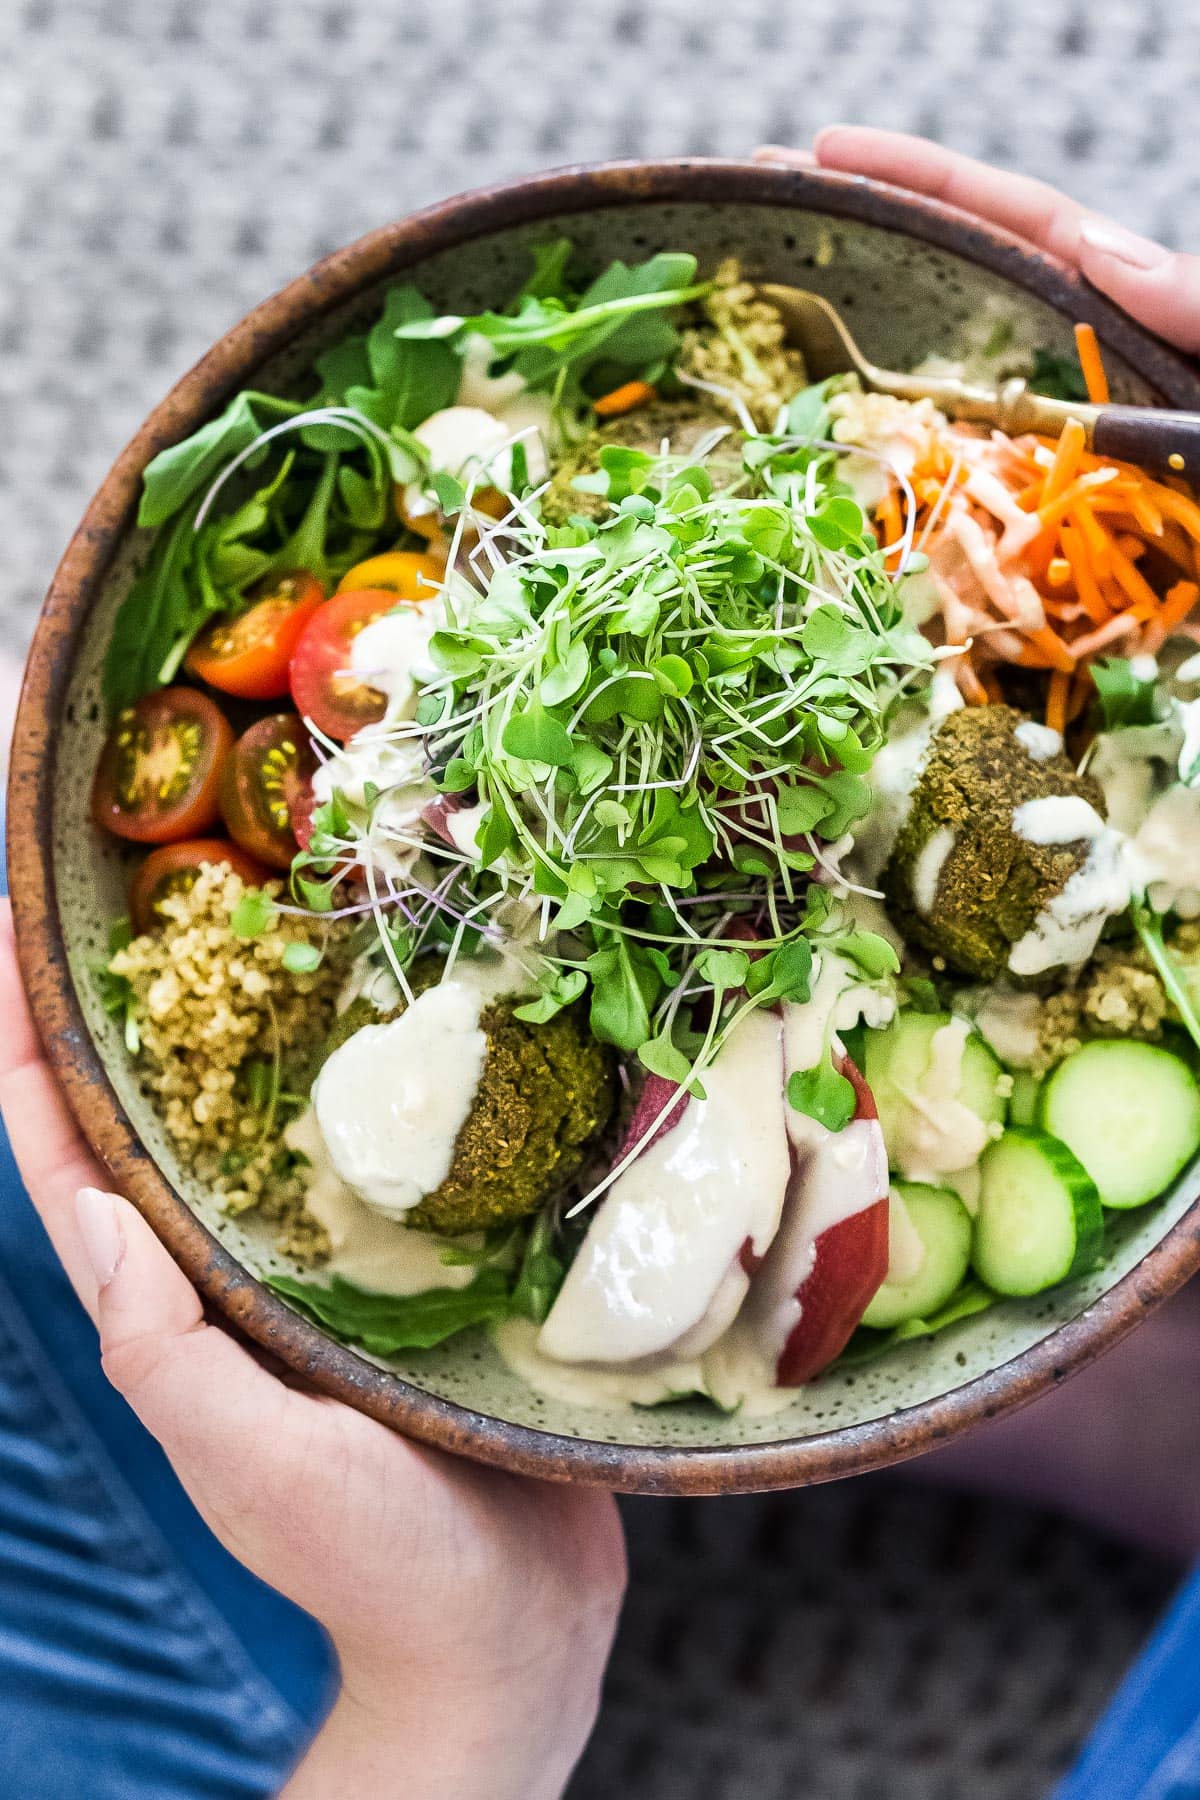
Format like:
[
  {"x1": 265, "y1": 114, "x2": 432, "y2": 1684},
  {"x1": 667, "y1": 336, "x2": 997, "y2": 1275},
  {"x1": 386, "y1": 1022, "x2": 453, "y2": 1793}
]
[
  {"x1": 185, "y1": 571, "x2": 325, "y2": 700},
  {"x1": 289, "y1": 588, "x2": 402, "y2": 742},
  {"x1": 220, "y1": 713, "x2": 317, "y2": 870},
  {"x1": 92, "y1": 688, "x2": 234, "y2": 844},
  {"x1": 129, "y1": 838, "x2": 270, "y2": 936},
  {"x1": 336, "y1": 550, "x2": 444, "y2": 602}
]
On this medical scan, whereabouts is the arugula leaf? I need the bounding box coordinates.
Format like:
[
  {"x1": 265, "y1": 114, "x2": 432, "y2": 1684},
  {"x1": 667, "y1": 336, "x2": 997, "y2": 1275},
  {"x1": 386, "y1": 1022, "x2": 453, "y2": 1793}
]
[
  {"x1": 787, "y1": 1054, "x2": 856, "y2": 1131},
  {"x1": 322, "y1": 285, "x2": 459, "y2": 434},
  {"x1": 397, "y1": 251, "x2": 709, "y2": 405},
  {"x1": 1029, "y1": 346, "x2": 1088, "y2": 403},
  {"x1": 267, "y1": 1269, "x2": 513, "y2": 1354},
  {"x1": 103, "y1": 511, "x2": 198, "y2": 714},
  {"x1": 138, "y1": 391, "x2": 304, "y2": 529},
  {"x1": 1091, "y1": 656, "x2": 1160, "y2": 730}
]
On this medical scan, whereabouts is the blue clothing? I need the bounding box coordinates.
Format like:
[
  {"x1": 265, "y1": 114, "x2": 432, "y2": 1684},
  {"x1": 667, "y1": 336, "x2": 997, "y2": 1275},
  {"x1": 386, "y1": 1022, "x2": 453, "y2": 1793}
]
[{"x1": 0, "y1": 1129, "x2": 333, "y2": 1797}]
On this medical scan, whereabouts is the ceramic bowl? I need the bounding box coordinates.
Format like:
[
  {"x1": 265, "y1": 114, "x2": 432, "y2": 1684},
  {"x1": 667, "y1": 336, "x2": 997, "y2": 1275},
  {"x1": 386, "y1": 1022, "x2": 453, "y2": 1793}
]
[{"x1": 12, "y1": 159, "x2": 1200, "y2": 1495}]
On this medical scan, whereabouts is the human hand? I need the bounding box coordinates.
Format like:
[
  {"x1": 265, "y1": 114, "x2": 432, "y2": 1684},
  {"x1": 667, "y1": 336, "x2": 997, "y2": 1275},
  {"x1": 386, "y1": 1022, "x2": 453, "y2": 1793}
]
[
  {"x1": 756, "y1": 127, "x2": 1200, "y2": 353},
  {"x1": 0, "y1": 902, "x2": 626, "y2": 1800}
]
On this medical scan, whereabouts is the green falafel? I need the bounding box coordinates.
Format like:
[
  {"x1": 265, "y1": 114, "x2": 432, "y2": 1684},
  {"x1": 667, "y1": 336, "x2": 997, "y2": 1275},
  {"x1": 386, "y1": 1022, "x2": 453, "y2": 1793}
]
[
  {"x1": 884, "y1": 705, "x2": 1107, "y2": 982},
  {"x1": 322, "y1": 978, "x2": 616, "y2": 1235}
]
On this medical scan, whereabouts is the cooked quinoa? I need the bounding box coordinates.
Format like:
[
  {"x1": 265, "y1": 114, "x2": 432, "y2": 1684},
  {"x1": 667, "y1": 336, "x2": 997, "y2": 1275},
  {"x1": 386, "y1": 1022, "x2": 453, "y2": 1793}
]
[
  {"x1": 676, "y1": 257, "x2": 807, "y2": 428},
  {"x1": 1031, "y1": 923, "x2": 1200, "y2": 1074},
  {"x1": 110, "y1": 862, "x2": 348, "y2": 1251}
]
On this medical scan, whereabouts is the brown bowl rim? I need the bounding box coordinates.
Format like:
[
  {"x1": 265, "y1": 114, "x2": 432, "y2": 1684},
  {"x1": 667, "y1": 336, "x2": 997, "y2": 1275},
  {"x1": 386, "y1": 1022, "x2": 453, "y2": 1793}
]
[{"x1": 11, "y1": 156, "x2": 1200, "y2": 1496}]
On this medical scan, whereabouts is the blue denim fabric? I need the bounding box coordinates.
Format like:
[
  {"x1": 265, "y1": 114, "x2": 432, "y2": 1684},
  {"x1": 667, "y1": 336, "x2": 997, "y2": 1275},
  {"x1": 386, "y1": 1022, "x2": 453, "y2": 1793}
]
[
  {"x1": 0, "y1": 1130, "x2": 334, "y2": 1797},
  {"x1": 1055, "y1": 1566, "x2": 1200, "y2": 1800}
]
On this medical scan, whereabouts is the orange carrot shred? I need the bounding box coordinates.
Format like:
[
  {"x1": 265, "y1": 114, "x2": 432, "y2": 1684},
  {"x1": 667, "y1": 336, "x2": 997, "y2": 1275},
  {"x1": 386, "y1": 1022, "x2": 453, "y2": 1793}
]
[
  {"x1": 1046, "y1": 670, "x2": 1071, "y2": 735},
  {"x1": 1059, "y1": 522, "x2": 1108, "y2": 624},
  {"x1": 592, "y1": 379, "x2": 657, "y2": 419},
  {"x1": 1074, "y1": 323, "x2": 1110, "y2": 406},
  {"x1": 1025, "y1": 623, "x2": 1077, "y2": 673},
  {"x1": 1041, "y1": 417, "x2": 1087, "y2": 510}
]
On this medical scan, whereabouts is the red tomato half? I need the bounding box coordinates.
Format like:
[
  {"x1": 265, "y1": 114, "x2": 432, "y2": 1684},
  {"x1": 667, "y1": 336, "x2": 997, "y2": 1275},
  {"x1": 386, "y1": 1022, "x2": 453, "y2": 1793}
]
[
  {"x1": 91, "y1": 688, "x2": 234, "y2": 844},
  {"x1": 288, "y1": 588, "x2": 406, "y2": 742},
  {"x1": 129, "y1": 838, "x2": 270, "y2": 935},
  {"x1": 220, "y1": 713, "x2": 317, "y2": 870},
  {"x1": 185, "y1": 572, "x2": 324, "y2": 700}
]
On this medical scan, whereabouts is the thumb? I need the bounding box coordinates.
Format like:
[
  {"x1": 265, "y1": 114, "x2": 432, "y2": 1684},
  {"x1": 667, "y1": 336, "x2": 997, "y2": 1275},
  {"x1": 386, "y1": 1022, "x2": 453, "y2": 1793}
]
[
  {"x1": 1077, "y1": 220, "x2": 1200, "y2": 355},
  {"x1": 74, "y1": 1186, "x2": 301, "y2": 1536}
]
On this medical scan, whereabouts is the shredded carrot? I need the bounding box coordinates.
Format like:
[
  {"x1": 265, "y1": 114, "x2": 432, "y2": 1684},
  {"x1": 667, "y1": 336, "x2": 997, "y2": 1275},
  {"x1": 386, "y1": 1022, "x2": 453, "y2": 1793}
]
[
  {"x1": 592, "y1": 379, "x2": 657, "y2": 419},
  {"x1": 1059, "y1": 523, "x2": 1108, "y2": 624},
  {"x1": 1068, "y1": 613, "x2": 1143, "y2": 659},
  {"x1": 1037, "y1": 469, "x2": 1118, "y2": 533},
  {"x1": 1041, "y1": 417, "x2": 1088, "y2": 509},
  {"x1": 1046, "y1": 556, "x2": 1072, "y2": 588},
  {"x1": 1025, "y1": 623, "x2": 1076, "y2": 673},
  {"x1": 1046, "y1": 670, "x2": 1071, "y2": 735},
  {"x1": 1107, "y1": 537, "x2": 1162, "y2": 614},
  {"x1": 1074, "y1": 323, "x2": 1110, "y2": 406},
  {"x1": 875, "y1": 486, "x2": 904, "y2": 567},
  {"x1": 1142, "y1": 579, "x2": 1200, "y2": 652}
]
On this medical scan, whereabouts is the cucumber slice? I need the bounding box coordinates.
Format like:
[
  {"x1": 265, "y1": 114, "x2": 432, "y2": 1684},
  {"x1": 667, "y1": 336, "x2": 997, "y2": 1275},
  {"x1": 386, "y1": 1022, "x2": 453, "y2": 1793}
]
[
  {"x1": 861, "y1": 1182, "x2": 974, "y2": 1329},
  {"x1": 1039, "y1": 1038, "x2": 1200, "y2": 1210},
  {"x1": 972, "y1": 1130, "x2": 1102, "y2": 1296},
  {"x1": 1007, "y1": 1069, "x2": 1041, "y2": 1129},
  {"x1": 863, "y1": 1010, "x2": 1007, "y2": 1172}
]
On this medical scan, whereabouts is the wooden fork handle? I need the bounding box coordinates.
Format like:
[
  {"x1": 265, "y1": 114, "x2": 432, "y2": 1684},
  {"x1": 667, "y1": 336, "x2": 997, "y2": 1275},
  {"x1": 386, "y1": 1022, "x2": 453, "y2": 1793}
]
[{"x1": 1090, "y1": 407, "x2": 1200, "y2": 481}]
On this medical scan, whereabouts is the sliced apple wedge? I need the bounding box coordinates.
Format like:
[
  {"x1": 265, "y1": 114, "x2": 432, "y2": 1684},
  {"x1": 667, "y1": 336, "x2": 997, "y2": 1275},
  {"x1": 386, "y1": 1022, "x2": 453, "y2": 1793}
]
[{"x1": 538, "y1": 1010, "x2": 791, "y2": 1366}]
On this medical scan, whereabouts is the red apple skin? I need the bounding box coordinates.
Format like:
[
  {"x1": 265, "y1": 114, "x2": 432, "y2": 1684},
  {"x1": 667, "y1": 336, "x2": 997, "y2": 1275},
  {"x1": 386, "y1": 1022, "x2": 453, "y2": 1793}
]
[{"x1": 774, "y1": 1054, "x2": 890, "y2": 1386}]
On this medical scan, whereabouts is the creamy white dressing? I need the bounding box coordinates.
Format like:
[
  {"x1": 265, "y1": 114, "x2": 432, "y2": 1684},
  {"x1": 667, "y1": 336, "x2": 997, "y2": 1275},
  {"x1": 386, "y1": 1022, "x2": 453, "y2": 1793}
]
[
  {"x1": 1014, "y1": 720, "x2": 1063, "y2": 762},
  {"x1": 285, "y1": 1106, "x2": 475, "y2": 1295},
  {"x1": 1007, "y1": 827, "x2": 1131, "y2": 976},
  {"x1": 348, "y1": 606, "x2": 442, "y2": 718},
  {"x1": 313, "y1": 981, "x2": 489, "y2": 1220},
  {"x1": 538, "y1": 1010, "x2": 790, "y2": 1366},
  {"x1": 780, "y1": 951, "x2": 898, "y2": 1073},
  {"x1": 1012, "y1": 794, "x2": 1105, "y2": 846},
  {"x1": 1132, "y1": 785, "x2": 1200, "y2": 918},
  {"x1": 911, "y1": 824, "x2": 955, "y2": 914},
  {"x1": 959, "y1": 985, "x2": 1042, "y2": 1069},
  {"x1": 888, "y1": 1016, "x2": 992, "y2": 1183},
  {"x1": 885, "y1": 1186, "x2": 927, "y2": 1285}
]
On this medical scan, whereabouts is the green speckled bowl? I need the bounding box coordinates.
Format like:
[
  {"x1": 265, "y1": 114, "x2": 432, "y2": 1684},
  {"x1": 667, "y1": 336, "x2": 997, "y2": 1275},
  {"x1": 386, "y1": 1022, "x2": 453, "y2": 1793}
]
[{"x1": 11, "y1": 160, "x2": 1200, "y2": 1494}]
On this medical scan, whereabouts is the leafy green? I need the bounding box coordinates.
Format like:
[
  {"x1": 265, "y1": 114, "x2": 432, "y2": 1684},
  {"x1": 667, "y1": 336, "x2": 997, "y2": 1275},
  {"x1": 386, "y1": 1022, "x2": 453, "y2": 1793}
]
[
  {"x1": 282, "y1": 941, "x2": 323, "y2": 974},
  {"x1": 317, "y1": 284, "x2": 459, "y2": 433},
  {"x1": 396, "y1": 250, "x2": 710, "y2": 408},
  {"x1": 91, "y1": 917, "x2": 139, "y2": 1053},
  {"x1": 510, "y1": 1212, "x2": 567, "y2": 1325},
  {"x1": 1133, "y1": 905, "x2": 1200, "y2": 1054},
  {"x1": 231, "y1": 889, "x2": 278, "y2": 939},
  {"x1": 1029, "y1": 345, "x2": 1088, "y2": 403},
  {"x1": 138, "y1": 392, "x2": 304, "y2": 529},
  {"x1": 1091, "y1": 656, "x2": 1160, "y2": 731},
  {"x1": 839, "y1": 1282, "x2": 997, "y2": 1365},
  {"x1": 267, "y1": 1269, "x2": 514, "y2": 1354},
  {"x1": 787, "y1": 1054, "x2": 857, "y2": 1132}
]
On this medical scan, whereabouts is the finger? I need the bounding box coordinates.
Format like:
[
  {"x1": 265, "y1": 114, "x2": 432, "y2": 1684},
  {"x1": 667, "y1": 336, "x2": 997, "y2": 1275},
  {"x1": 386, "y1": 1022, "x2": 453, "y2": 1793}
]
[
  {"x1": 813, "y1": 126, "x2": 1086, "y2": 265},
  {"x1": 1077, "y1": 221, "x2": 1200, "y2": 355},
  {"x1": 77, "y1": 1186, "x2": 296, "y2": 1501},
  {"x1": 754, "y1": 145, "x2": 816, "y2": 167},
  {"x1": 0, "y1": 904, "x2": 106, "y2": 1317}
]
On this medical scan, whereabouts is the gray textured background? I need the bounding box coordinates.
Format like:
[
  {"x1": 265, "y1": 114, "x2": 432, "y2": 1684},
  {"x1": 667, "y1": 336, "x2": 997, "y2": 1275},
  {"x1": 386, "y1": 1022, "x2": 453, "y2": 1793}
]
[{"x1": 4, "y1": 1, "x2": 1198, "y2": 1793}]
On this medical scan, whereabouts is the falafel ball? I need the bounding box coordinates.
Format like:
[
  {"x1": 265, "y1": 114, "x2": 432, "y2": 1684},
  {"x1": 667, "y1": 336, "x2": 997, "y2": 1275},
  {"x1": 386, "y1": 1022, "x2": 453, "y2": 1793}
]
[
  {"x1": 883, "y1": 705, "x2": 1107, "y2": 982},
  {"x1": 322, "y1": 984, "x2": 616, "y2": 1235}
]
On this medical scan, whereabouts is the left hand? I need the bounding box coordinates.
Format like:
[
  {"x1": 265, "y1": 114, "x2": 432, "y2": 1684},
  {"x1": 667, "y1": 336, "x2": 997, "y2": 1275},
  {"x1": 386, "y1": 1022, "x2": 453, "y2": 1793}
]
[
  {"x1": 756, "y1": 128, "x2": 1200, "y2": 354},
  {"x1": 0, "y1": 901, "x2": 626, "y2": 1800}
]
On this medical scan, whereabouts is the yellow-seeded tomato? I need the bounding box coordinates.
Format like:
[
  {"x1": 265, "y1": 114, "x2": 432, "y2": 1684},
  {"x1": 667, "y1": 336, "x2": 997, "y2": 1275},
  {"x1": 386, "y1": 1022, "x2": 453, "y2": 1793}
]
[
  {"x1": 335, "y1": 551, "x2": 445, "y2": 603},
  {"x1": 219, "y1": 713, "x2": 316, "y2": 870},
  {"x1": 185, "y1": 572, "x2": 324, "y2": 700},
  {"x1": 91, "y1": 688, "x2": 234, "y2": 844},
  {"x1": 129, "y1": 839, "x2": 270, "y2": 935}
]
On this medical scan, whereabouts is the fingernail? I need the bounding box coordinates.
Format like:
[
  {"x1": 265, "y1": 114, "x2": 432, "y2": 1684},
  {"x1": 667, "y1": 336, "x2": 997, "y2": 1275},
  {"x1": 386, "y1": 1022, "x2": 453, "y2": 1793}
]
[
  {"x1": 75, "y1": 1187, "x2": 124, "y2": 1289},
  {"x1": 755, "y1": 145, "x2": 816, "y2": 167},
  {"x1": 1079, "y1": 218, "x2": 1170, "y2": 271}
]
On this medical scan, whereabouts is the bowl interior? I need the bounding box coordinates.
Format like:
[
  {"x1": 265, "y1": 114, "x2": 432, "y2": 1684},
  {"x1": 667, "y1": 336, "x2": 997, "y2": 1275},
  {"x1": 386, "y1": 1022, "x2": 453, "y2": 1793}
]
[{"x1": 49, "y1": 191, "x2": 1200, "y2": 1457}]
